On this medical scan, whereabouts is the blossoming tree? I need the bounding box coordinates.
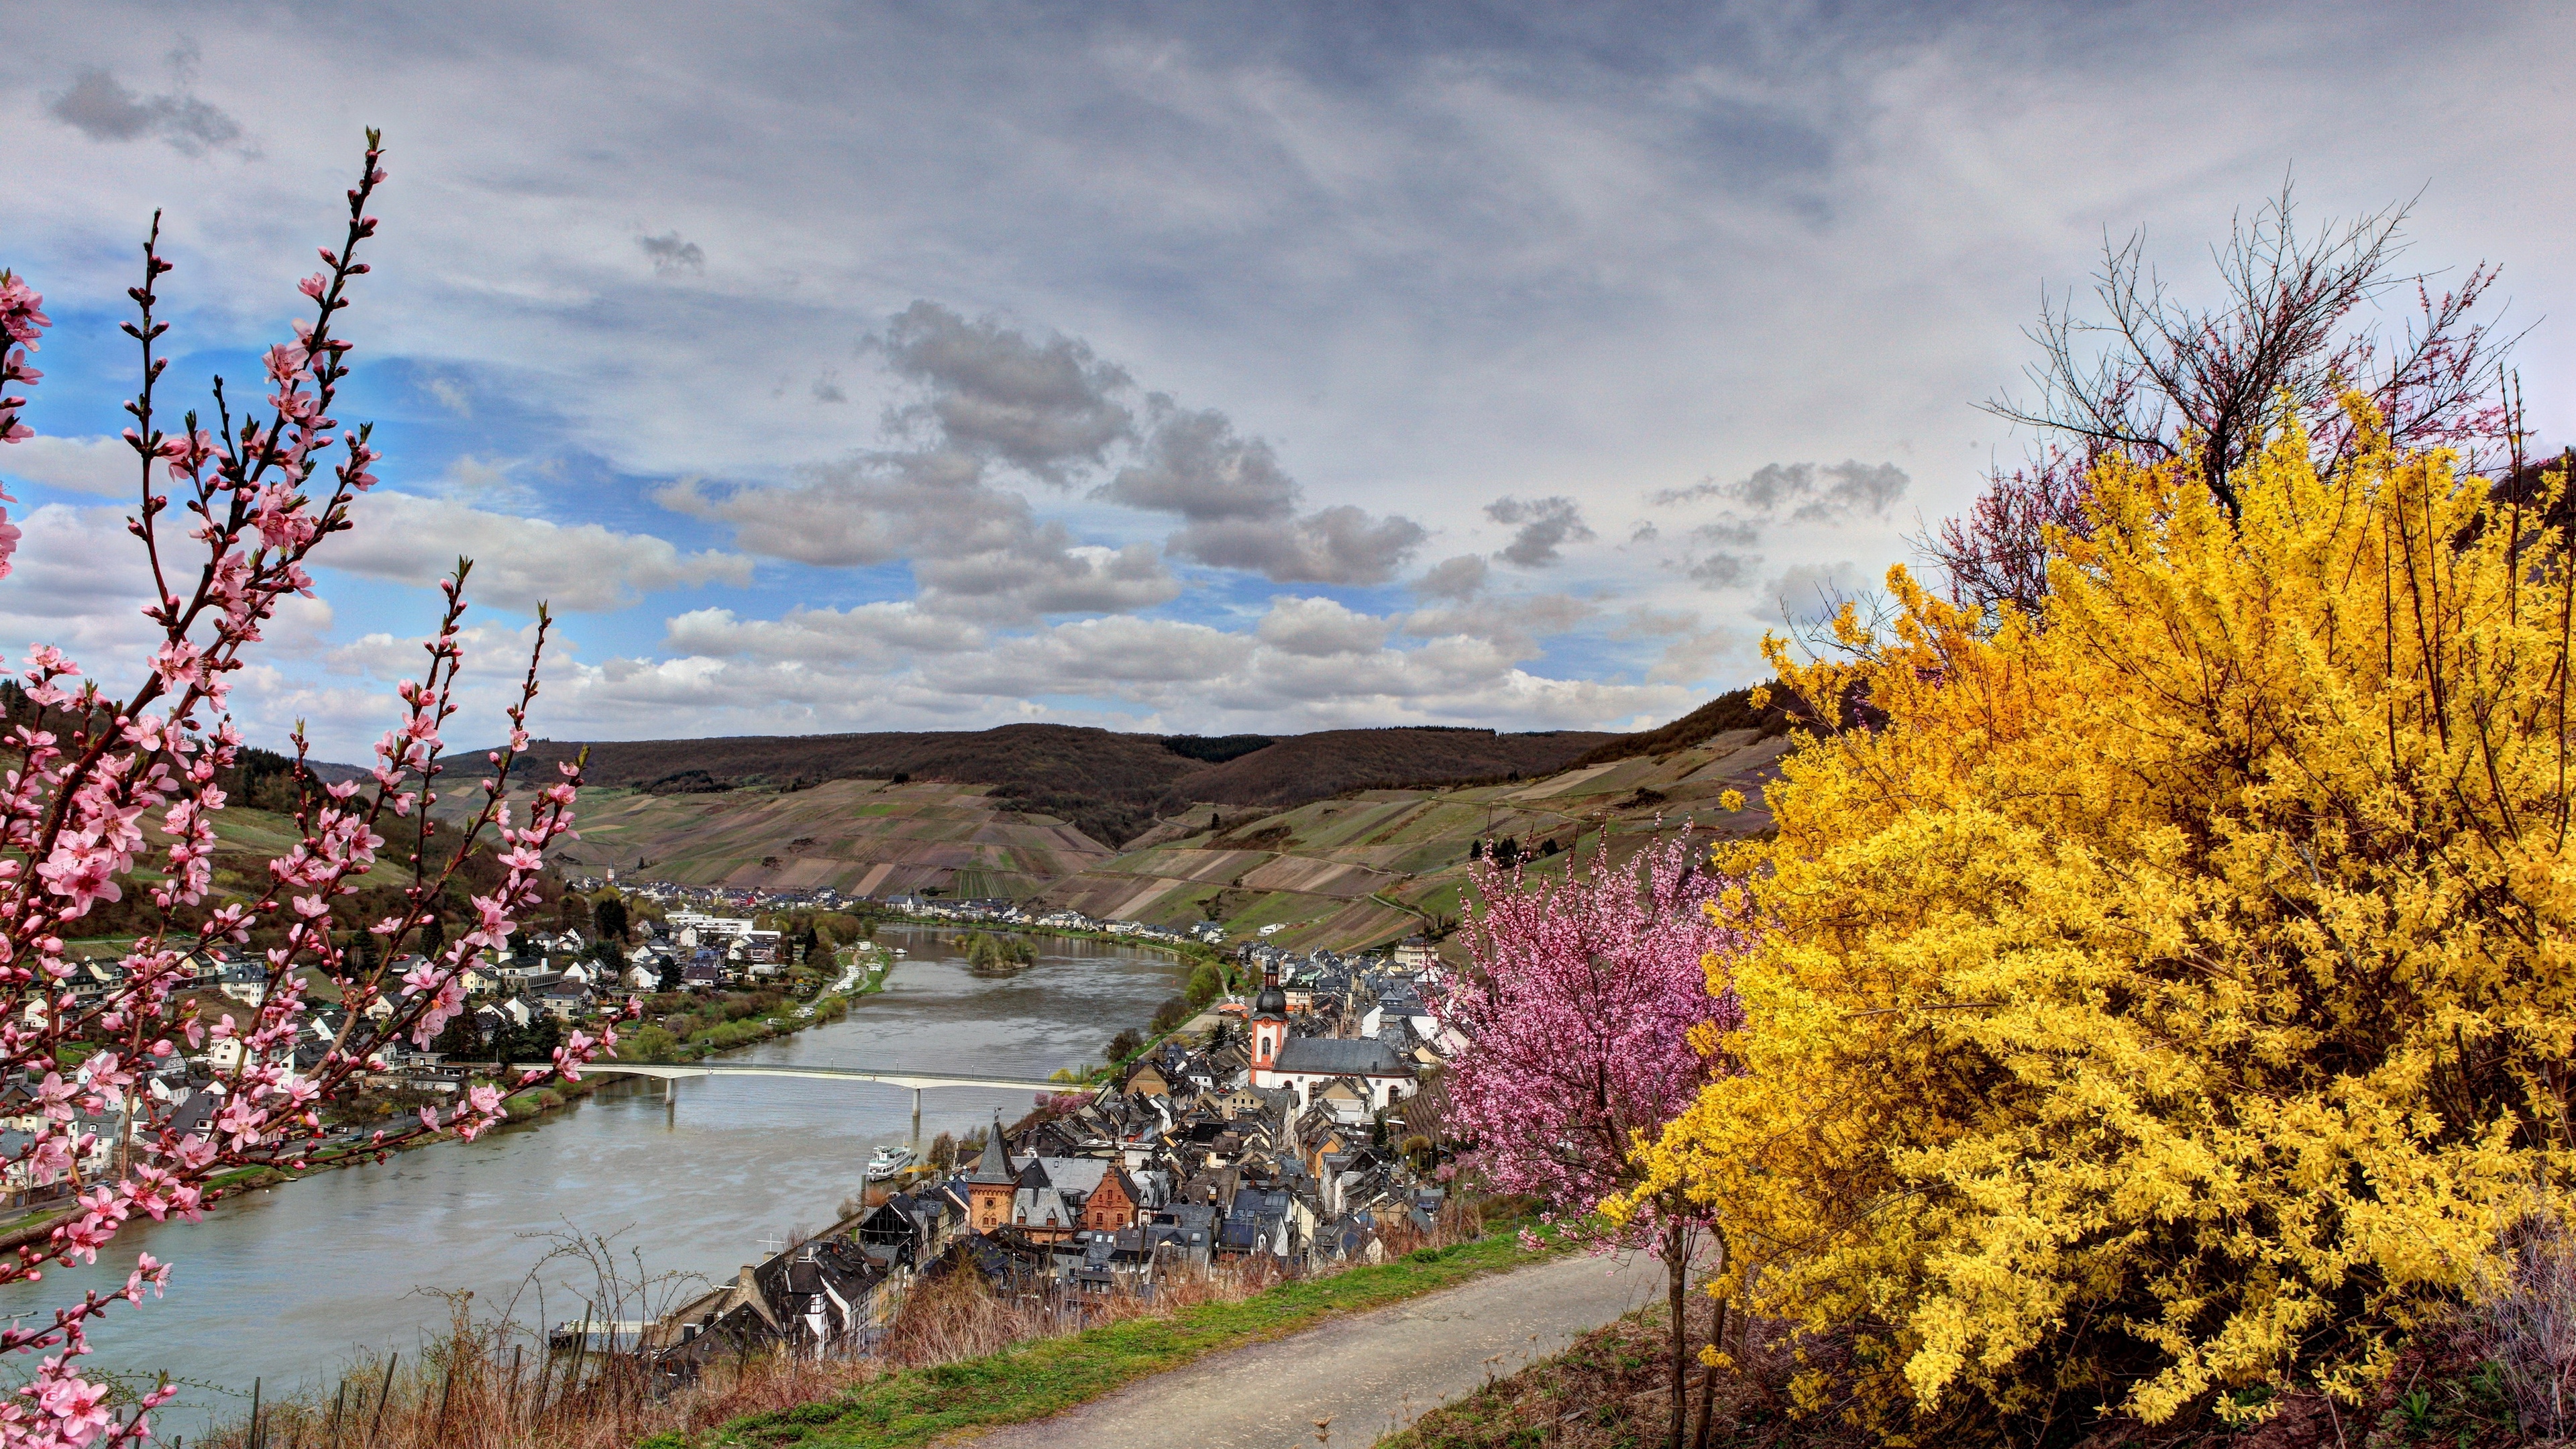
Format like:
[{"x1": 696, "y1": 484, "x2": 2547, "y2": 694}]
[
  {"x1": 0, "y1": 134, "x2": 621, "y2": 1447},
  {"x1": 1434, "y1": 832, "x2": 1748, "y2": 1449}
]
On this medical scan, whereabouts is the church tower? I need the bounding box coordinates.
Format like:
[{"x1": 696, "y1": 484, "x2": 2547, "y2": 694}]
[
  {"x1": 964, "y1": 1113, "x2": 1017, "y2": 1234},
  {"x1": 1250, "y1": 964, "x2": 1289, "y2": 1075}
]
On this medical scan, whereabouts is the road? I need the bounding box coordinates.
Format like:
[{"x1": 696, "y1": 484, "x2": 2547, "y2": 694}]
[{"x1": 965, "y1": 1250, "x2": 1670, "y2": 1448}]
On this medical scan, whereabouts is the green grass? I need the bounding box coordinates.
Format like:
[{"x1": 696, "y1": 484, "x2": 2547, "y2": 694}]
[{"x1": 657, "y1": 1229, "x2": 1560, "y2": 1449}]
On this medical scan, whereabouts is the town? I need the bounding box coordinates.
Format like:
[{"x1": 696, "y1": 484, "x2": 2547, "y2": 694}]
[{"x1": 14, "y1": 875, "x2": 1468, "y2": 1387}]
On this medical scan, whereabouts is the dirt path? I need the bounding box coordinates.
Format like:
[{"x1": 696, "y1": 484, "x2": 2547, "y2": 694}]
[{"x1": 963, "y1": 1250, "x2": 1669, "y2": 1448}]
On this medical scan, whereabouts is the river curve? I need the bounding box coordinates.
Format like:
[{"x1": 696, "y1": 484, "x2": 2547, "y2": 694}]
[{"x1": 0, "y1": 926, "x2": 1191, "y2": 1430}]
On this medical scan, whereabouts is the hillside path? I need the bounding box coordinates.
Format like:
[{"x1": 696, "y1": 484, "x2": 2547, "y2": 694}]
[{"x1": 962, "y1": 1250, "x2": 1668, "y2": 1449}]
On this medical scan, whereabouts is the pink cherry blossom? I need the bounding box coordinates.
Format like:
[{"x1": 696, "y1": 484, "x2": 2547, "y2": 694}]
[{"x1": 0, "y1": 139, "x2": 614, "y2": 1448}]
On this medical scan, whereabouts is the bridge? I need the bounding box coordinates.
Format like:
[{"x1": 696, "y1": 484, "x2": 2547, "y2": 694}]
[{"x1": 514, "y1": 1061, "x2": 1076, "y2": 1159}]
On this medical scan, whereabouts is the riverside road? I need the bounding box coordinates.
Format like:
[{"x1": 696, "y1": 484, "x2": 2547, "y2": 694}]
[{"x1": 967, "y1": 1250, "x2": 1672, "y2": 1448}]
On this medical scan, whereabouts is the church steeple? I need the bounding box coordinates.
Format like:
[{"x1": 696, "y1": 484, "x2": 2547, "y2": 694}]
[
  {"x1": 967, "y1": 1112, "x2": 1016, "y2": 1184},
  {"x1": 964, "y1": 1113, "x2": 1018, "y2": 1234},
  {"x1": 1251, "y1": 964, "x2": 1289, "y2": 1075}
]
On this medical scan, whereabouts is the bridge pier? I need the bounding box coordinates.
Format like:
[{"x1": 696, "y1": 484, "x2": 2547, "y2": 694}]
[{"x1": 912, "y1": 1087, "x2": 922, "y2": 1165}]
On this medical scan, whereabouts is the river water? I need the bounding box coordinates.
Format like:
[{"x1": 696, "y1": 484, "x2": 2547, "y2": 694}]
[{"x1": 0, "y1": 926, "x2": 1191, "y2": 1430}]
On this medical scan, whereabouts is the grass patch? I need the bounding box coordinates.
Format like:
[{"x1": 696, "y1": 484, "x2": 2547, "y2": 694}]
[{"x1": 665, "y1": 1230, "x2": 1561, "y2": 1449}]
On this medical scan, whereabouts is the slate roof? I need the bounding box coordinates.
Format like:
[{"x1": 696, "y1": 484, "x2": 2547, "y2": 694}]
[
  {"x1": 1269, "y1": 1036, "x2": 1409, "y2": 1077},
  {"x1": 967, "y1": 1116, "x2": 1018, "y2": 1185}
]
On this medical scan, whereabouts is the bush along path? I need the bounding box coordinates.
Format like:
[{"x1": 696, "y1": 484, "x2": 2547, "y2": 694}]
[{"x1": 651, "y1": 1228, "x2": 1615, "y2": 1449}]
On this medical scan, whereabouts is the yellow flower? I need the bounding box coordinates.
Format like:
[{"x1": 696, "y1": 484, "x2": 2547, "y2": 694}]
[{"x1": 1628, "y1": 409, "x2": 2576, "y2": 1428}]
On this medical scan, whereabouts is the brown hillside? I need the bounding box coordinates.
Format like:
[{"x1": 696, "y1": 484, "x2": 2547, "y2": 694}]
[
  {"x1": 1182, "y1": 728, "x2": 1613, "y2": 806},
  {"x1": 1566, "y1": 686, "x2": 1790, "y2": 767},
  {"x1": 493, "y1": 722, "x2": 1613, "y2": 845}
]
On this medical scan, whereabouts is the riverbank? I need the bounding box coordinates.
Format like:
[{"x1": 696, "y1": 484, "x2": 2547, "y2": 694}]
[
  {"x1": 0, "y1": 945, "x2": 913, "y2": 1252},
  {"x1": 0, "y1": 926, "x2": 1199, "y2": 1435},
  {"x1": 181, "y1": 1211, "x2": 1560, "y2": 1449}
]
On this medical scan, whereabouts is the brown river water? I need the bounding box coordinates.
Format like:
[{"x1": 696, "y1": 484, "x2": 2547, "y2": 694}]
[{"x1": 0, "y1": 925, "x2": 1192, "y2": 1431}]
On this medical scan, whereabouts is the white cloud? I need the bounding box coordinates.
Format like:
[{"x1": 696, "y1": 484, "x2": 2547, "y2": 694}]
[
  {"x1": 1256, "y1": 596, "x2": 1393, "y2": 656},
  {"x1": 1755, "y1": 560, "x2": 1874, "y2": 624},
  {"x1": 2, "y1": 436, "x2": 136, "y2": 496},
  {"x1": 327, "y1": 491, "x2": 751, "y2": 613},
  {"x1": 661, "y1": 602, "x2": 984, "y2": 661}
]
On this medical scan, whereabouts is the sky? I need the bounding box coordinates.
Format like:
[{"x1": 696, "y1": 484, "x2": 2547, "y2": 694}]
[{"x1": 3, "y1": 1, "x2": 2573, "y2": 759}]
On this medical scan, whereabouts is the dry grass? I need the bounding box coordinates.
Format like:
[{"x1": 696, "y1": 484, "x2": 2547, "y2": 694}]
[
  {"x1": 1381, "y1": 1290, "x2": 1862, "y2": 1449},
  {"x1": 191, "y1": 1212, "x2": 1482, "y2": 1449},
  {"x1": 190, "y1": 1304, "x2": 879, "y2": 1449}
]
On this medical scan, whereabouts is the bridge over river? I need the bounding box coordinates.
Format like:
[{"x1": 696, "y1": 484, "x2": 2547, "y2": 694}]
[{"x1": 519, "y1": 1060, "x2": 1074, "y2": 1158}]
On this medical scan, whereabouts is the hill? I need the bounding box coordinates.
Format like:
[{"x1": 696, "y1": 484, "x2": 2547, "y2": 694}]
[
  {"x1": 499, "y1": 722, "x2": 1617, "y2": 846},
  {"x1": 1034, "y1": 724, "x2": 1790, "y2": 952},
  {"x1": 543, "y1": 777, "x2": 1114, "y2": 898}
]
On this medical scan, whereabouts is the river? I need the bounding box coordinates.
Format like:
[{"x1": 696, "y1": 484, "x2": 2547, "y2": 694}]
[{"x1": 0, "y1": 926, "x2": 1193, "y2": 1431}]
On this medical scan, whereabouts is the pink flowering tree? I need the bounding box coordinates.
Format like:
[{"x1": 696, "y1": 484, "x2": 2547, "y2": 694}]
[
  {"x1": 0, "y1": 133, "x2": 627, "y2": 1447},
  {"x1": 1434, "y1": 832, "x2": 1748, "y2": 1449}
]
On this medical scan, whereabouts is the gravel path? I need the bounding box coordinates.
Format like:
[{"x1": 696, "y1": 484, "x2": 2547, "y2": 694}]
[{"x1": 965, "y1": 1250, "x2": 1670, "y2": 1448}]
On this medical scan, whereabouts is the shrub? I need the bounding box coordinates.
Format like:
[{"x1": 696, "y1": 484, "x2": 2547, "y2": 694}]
[
  {"x1": 1638, "y1": 417, "x2": 2576, "y2": 1431},
  {"x1": 1185, "y1": 961, "x2": 1224, "y2": 1006}
]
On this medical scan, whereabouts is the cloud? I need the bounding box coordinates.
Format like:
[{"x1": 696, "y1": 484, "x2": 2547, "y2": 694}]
[
  {"x1": 1169, "y1": 504, "x2": 1426, "y2": 586},
  {"x1": 1256, "y1": 596, "x2": 1393, "y2": 656},
  {"x1": 1688, "y1": 552, "x2": 1760, "y2": 590},
  {"x1": 1756, "y1": 559, "x2": 1874, "y2": 623},
  {"x1": 638, "y1": 231, "x2": 706, "y2": 274},
  {"x1": 929, "y1": 616, "x2": 1256, "y2": 695},
  {"x1": 877, "y1": 301, "x2": 1136, "y2": 484},
  {"x1": 1648, "y1": 462, "x2": 1902, "y2": 592},
  {"x1": 662, "y1": 602, "x2": 985, "y2": 662},
  {"x1": 1414, "y1": 554, "x2": 1488, "y2": 601},
  {"x1": 1097, "y1": 402, "x2": 1295, "y2": 521},
  {"x1": 1403, "y1": 592, "x2": 1596, "y2": 659},
  {"x1": 1690, "y1": 517, "x2": 1762, "y2": 547},
  {"x1": 328, "y1": 492, "x2": 751, "y2": 612},
  {"x1": 0, "y1": 435, "x2": 135, "y2": 496},
  {"x1": 0, "y1": 504, "x2": 330, "y2": 695},
  {"x1": 1654, "y1": 460, "x2": 1909, "y2": 522},
  {"x1": 324, "y1": 619, "x2": 560, "y2": 684},
  {"x1": 47, "y1": 67, "x2": 247, "y2": 156},
  {"x1": 1484, "y1": 494, "x2": 1595, "y2": 568},
  {"x1": 918, "y1": 540, "x2": 1181, "y2": 617},
  {"x1": 1100, "y1": 400, "x2": 1428, "y2": 584},
  {"x1": 1648, "y1": 628, "x2": 1744, "y2": 684},
  {"x1": 423, "y1": 377, "x2": 474, "y2": 417},
  {"x1": 1613, "y1": 606, "x2": 1701, "y2": 639},
  {"x1": 660, "y1": 455, "x2": 1179, "y2": 620}
]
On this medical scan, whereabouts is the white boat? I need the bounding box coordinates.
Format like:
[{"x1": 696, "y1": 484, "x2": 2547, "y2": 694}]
[{"x1": 865, "y1": 1143, "x2": 916, "y2": 1180}]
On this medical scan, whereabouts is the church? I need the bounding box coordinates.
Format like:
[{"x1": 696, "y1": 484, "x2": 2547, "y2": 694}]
[{"x1": 1243, "y1": 965, "x2": 1419, "y2": 1112}]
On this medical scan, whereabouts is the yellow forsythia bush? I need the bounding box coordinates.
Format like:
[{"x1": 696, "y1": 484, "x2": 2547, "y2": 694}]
[{"x1": 1633, "y1": 413, "x2": 2576, "y2": 1432}]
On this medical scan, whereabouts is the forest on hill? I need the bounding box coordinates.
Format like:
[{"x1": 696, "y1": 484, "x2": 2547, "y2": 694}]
[{"x1": 494, "y1": 718, "x2": 1633, "y2": 845}]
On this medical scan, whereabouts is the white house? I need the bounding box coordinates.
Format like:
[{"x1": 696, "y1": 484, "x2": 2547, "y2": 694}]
[{"x1": 1242, "y1": 967, "x2": 1417, "y2": 1112}]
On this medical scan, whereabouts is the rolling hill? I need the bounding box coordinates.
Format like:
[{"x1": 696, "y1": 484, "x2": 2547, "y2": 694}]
[
  {"x1": 498, "y1": 721, "x2": 1618, "y2": 846},
  {"x1": 543, "y1": 777, "x2": 1114, "y2": 898},
  {"x1": 1032, "y1": 723, "x2": 1791, "y2": 952},
  {"x1": 495, "y1": 691, "x2": 1791, "y2": 951}
]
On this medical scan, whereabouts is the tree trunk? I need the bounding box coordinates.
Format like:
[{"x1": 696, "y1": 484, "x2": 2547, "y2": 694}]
[
  {"x1": 1666, "y1": 1220, "x2": 1688, "y2": 1449},
  {"x1": 1693, "y1": 1287, "x2": 1727, "y2": 1449}
]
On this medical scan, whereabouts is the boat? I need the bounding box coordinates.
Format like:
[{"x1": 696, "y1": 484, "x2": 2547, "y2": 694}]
[{"x1": 865, "y1": 1143, "x2": 916, "y2": 1180}]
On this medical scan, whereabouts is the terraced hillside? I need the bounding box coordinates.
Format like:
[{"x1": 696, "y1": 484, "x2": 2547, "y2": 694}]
[
  {"x1": 494, "y1": 722, "x2": 1615, "y2": 847},
  {"x1": 1032, "y1": 726, "x2": 1792, "y2": 953},
  {"x1": 546, "y1": 777, "x2": 1114, "y2": 898}
]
